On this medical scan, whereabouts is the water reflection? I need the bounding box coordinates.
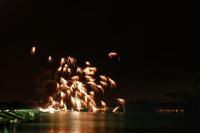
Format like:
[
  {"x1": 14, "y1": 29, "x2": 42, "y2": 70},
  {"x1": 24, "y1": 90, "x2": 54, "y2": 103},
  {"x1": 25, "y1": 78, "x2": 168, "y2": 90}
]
[
  {"x1": 67, "y1": 112, "x2": 81, "y2": 133},
  {"x1": 1, "y1": 112, "x2": 125, "y2": 133},
  {"x1": 3, "y1": 127, "x2": 8, "y2": 133},
  {"x1": 2, "y1": 126, "x2": 16, "y2": 133},
  {"x1": 1, "y1": 112, "x2": 200, "y2": 133},
  {"x1": 43, "y1": 112, "x2": 125, "y2": 133}
]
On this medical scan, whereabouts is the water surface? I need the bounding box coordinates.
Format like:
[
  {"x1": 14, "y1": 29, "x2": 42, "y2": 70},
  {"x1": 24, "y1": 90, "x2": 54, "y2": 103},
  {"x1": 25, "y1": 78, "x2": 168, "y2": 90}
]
[{"x1": 1, "y1": 111, "x2": 200, "y2": 133}]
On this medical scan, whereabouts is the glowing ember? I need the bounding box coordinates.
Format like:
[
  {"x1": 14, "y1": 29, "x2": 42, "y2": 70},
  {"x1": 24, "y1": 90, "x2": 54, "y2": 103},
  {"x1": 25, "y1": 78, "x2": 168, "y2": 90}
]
[
  {"x1": 86, "y1": 61, "x2": 91, "y2": 66},
  {"x1": 60, "y1": 58, "x2": 65, "y2": 65},
  {"x1": 31, "y1": 46, "x2": 36, "y2": 55},
  {"x1": 48, "y1": 56, "x2": 52, "y2": 63},
  {"x1": 117, "y1": 98, "x2": 125, "y2": 106},
  {"x1": 101, "y1": 100, "x2": 106, "y2": 107},
  {"x1": 108, "y1": 52, "x2": 120, "y2": 61},
  {"x1": 112, "y1": 98, "x2": 126, "y2": 113}
]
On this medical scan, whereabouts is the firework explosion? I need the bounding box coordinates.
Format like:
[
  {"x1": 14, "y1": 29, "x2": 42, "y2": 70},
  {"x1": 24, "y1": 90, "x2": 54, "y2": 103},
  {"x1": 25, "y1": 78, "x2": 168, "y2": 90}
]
[{"x1": 32, "y1": 47, "x2": 125, "y2": 113}]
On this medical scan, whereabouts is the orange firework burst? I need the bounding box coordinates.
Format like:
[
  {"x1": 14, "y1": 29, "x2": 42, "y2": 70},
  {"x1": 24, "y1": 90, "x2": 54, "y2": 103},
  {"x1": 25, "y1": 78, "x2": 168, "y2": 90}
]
[{"x1": 31, "y1": 48, "x2": 125, "y2": 113}]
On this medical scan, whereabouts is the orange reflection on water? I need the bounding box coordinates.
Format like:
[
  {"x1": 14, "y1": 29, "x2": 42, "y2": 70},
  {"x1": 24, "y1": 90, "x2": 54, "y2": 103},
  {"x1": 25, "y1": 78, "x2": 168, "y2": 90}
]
[
  {"x1": 42, "y1": 112, "x2": 121, "y2": 133},
  {"x1": 1, "y1": 112, "x2": 125, "y2": 133}
]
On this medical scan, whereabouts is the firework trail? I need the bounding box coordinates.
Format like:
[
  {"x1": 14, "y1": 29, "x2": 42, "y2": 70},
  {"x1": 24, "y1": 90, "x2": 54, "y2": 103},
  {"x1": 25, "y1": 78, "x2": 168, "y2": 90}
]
[
  {"x1": 31, "y1": 46, "x2": 36, "y2": 55},
  {"x1": 112, "y1": 98, "x2": 126, "y2": 113},
  {"x1": 101, "y1": 100, "x2": 106, "y2": 107},
  {"x1": 108, "y1": 52, "x2": 120, "y2": 61},
  {"x1": 48, "y1": 56, "x2": 52, "y2": 63}
]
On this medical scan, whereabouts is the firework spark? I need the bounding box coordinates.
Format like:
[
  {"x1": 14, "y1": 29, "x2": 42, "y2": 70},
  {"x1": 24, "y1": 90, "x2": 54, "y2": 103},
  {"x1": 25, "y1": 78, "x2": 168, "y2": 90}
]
[
  {"x1": 99, "y1": 75, "x2": 108, "y2": 82},
  {"x1": 108, "y1": 52, "x2": 120, "y2": 61},
  {"x1": 86, "y1": 61, "x2": 91, "y2": 66},
  {"x1": 101, "y1": 100, "x2": 106, "y2": 107},
  {"x1": 108, "y1": 77, "x2": 117, "y2": 88},
  {"x1": 48, "y1": 56, "x2": 52, "y2": 63},
  {"x1": 117, "y1": 98, "x2": 125, "y2": 106},
  {"x1": 31, "y1": 47, "x2": 36, "y2": 55},
  {"x1": 60, "y1": 58, "x2": 65, "y2": 65},
  {"x1": 112, "y1": 98, "x2": 126, "y2": 113}
]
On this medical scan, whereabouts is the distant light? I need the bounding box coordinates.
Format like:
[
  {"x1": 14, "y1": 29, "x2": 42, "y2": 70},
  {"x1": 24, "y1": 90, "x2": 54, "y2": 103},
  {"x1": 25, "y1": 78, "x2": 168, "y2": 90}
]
[{"x1": 156, "y1": 108, "x2": 184, "y2": 113}]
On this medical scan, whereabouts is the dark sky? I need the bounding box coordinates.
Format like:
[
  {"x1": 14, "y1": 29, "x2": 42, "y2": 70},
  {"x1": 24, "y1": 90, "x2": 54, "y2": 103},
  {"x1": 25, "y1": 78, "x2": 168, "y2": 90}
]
[{"x1": 0, "y1": 1, "x2": 198, "y2": 102}]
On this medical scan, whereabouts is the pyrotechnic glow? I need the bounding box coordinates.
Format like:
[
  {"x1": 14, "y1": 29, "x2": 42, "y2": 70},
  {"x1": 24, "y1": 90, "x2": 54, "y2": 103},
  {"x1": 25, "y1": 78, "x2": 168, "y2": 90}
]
[
  {"x1": 31, "y1": 47, "x2": 36, "y2": 55},
  {"x1": 48, "y1": 56, "x2": 52, "y2": 63},
  {"x1": 32, "y1": 48, "x2": 125, "y2": 113},
  {"x1": 117, "y1": 98, "x2": 125, "y2": 105},
  {"x1": 101, "y1": 100, "x2": 106, "y2": 107},
  {"x1": 112, "y1": 98, "x2": 126, "y2": 113},
  {"x1": 108, "y1": 52, "x2": 120, "y2": 61}
]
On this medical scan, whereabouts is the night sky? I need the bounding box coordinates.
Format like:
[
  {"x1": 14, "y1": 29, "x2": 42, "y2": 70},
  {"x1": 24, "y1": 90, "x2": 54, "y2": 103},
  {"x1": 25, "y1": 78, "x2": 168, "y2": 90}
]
[{"x1": 0, "y1": 1, "x2": 198, "y2": 103}]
